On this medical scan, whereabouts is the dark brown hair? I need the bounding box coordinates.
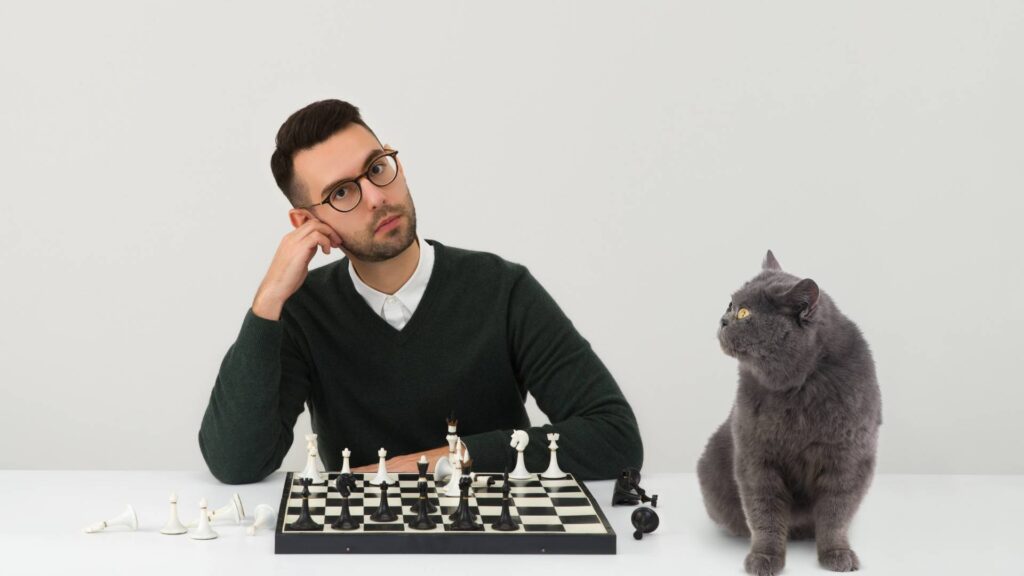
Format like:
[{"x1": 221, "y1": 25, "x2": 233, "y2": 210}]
[{"x1": 270, "y1": 99, "x2": 379, "y2": 206}]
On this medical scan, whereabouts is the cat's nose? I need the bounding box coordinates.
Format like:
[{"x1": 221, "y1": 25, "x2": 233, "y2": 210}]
[{"x1": 720, "y1": 318, "x2": 728, "y2": 327}]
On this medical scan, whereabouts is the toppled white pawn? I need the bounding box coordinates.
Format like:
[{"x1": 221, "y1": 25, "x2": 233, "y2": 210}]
[
  {"x1": 160, "y1": 493, "x2": 187, "y2": 535},
  {"x1": 509, "y1": 429, "x2": 533, "y2": 480},
  {"x1": 370, "y1": 447, "x2": 394, "y2": 485},
  {"x1": 541, "y1": 432, "x2": 567, "y2": 479},
  {"x1": 83, "y1": 504, "x2": 138, "y2": 533},
  {"x1": 186, "y1": 493, "x2": 245, "y2": 527},
  {"x1": 247, "y1": 504, "x2": 276, "y2": 536},
  {"x1": 189, "y1": 498, "x2": 218, "y2": 540},
  {"x1": 340, "y1": 447, "x2": 352, "y2": 475}
]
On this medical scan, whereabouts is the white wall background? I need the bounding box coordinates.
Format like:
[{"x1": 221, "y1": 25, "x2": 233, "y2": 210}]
[{"x1": 1, "y1": 0, "x2": 1022, "y2": 475}]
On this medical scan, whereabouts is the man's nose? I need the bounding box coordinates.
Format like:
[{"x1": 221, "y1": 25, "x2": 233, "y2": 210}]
[{"x1": 361, "y1": 179, "x2": 389, "y2": 209}]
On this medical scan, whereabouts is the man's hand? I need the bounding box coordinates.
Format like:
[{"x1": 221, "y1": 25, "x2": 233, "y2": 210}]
[
  {"x1": 351, "y1": 446, "x2": 450, "y2": 473},
  {"x1": 252, "y1": 218, "x2": 344, "y2": 321}
]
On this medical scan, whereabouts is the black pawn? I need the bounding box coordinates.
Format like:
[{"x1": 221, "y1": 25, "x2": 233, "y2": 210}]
[
  {"x1": 490, "y1": 470, "x2": 519, "y2": 531},
  {"x1": 408, "y1": 481, "x2": 437, "y2": 530},
  {"x1": 287, "y1": 477, "x2": 323, "y2": 531},
  {"x1": 631, "y1": 506, "x2": 659, "y2": 540},
  {"x1": 370, "y1": 480, "x2": 398, "y2": 522},
  {"x1": 331, "y1": 473, "x2": 360, "y2": 530},
  {"x1": 449, "y1": 474, "x2": 482, "y2": 531}
]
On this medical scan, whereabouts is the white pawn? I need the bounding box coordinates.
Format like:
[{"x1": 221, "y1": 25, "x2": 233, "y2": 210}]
[
  {"x1": 83, "y1": 504, "x2": 138, "y2": 533},
  {"x1": 247, "y1": 504, "x2": 276, "y2": 536},
  {"x1": 541, "y1": 432, "x2": 567, "y2": 479},
  {"x1": 160, "y1": 493, "x2": 187, "y2": 535},
  {"x1": 340, "y1": 447, "x2": 352, "y2": 475},
  {"x1": 189, "y1": 498, "x2": 218, "y2": 540},
  {"x1": 370, "y1": 447, "x2": 394, "y2": 485},
  {"x1": 186, "y1": 493, "x2": 245, "y2": 527},
  {"x1": 509, "y1": 429, "x2": 533, "y2": 480},
  {"x1": 301, "y1": 444, "x2": 325, "y2": 483}
]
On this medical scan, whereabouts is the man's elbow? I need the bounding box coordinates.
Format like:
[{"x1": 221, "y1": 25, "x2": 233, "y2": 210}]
[{"x1": 198, "y1": 431, "x2": 272, "y2": 485}]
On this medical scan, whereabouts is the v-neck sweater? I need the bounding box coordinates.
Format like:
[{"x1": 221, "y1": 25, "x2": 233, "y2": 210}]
[{"x1": 198, "y1": 239, "x2": 643, "y2": 484}]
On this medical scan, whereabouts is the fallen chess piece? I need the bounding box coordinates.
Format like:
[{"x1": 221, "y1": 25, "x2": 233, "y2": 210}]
[
  {"x1": 186, "y1": 493, "x2": 245, "y2": 526},
  {"x1": 631, "y1": 507, "x2": 659, "y2": 540},
  {"x1": 160, "y1": 493, "x2": 187, "y2": 535},
  {"x1": 611, "y1": 467, "x2": 659, "y2": 507},
  {"x1": 247, "y1": 504, "x2": 276, "y2": 536},
  {"x1": 189, "y1": 498, "x2": 218, "y2": 540},
  {"x1": 83, "y1": 504, "x2": 138, "y2": 533}
]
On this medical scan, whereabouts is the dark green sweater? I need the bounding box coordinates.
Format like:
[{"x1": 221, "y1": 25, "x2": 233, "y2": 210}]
[{"x1": 198, "y1": 239, "x2": 643, "y2": 484}]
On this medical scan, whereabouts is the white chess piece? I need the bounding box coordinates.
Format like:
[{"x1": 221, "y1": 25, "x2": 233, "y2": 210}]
[
  {"x1": 370, "y1": 447, "x2": 394, "y2": 485},
  {"x1": 509, "y1": 429, "x2": 533, "y2": 480},
  {"x1": 247, "y1": 504, "x2": 276, "y2": 536},
  {"x1": 340, "y1": 448, "x2": 352, "y2": 475},
  {"x1": 83, "y1": 504, "x2": 138, "y2": 533},
  {"x1": 186, "y1": 493, "x2": 245, "y2": 527},
  {"x1": 444, "y1": 442, "x2": 474, "y2": 497},
  {"x1": 435, "y1": 430, "x2": 461, "y2": 482},
  {"x1": 189, "y1": 498, "x2": 218, "y2": 540},
  {"x1": 541, "y1": 432, "x2": 567, "y2": 479},
  {"x1": 301, "y1": 443, "x2": 325, "y2": 483},
  {"x1": 159, "y1": 493, "x2": 187, "y2": 535}
]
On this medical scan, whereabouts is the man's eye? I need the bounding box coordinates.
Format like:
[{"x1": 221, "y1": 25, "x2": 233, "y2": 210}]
[
  {"x1": 369, "y1": 162, "x2": 385, "y2": 176},
  {"x1": 333, "y1": 188, "x2": 348, "y2": 199}
]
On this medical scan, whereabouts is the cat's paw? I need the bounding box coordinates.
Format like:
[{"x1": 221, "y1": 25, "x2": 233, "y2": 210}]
[
  {"x1": 819, "y1": 548, "x2": 860, "y2": 572},
  {"x1": 744, "y1": 552, "x2": 785, "y2": 576}
]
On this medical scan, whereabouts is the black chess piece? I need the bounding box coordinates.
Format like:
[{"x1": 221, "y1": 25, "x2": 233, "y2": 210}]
[
  {"x1": 490, "y1": 470, "x2": 519, "y2": 531},
  {"x1": 449, "y1": 474, "x2": 483, "y2": 531},
  {"x1": 331, "y1": 473, "x2": 360, "y2": 530},
  {"x1": 370, "y1": 480, "x2": 398, "y2": 522},
  {"x1": 611, "y1": 467, "x2": 659, "y2": 507},
  {"x1": 287, "y1": 477, "x2": 323, "y2": 531},
  {"x1": 631, "y1": 506, "x2": 659, "y2": 540},
  {"x1": 409, "y1": 462, "x2": 438, "y2": 515},
  {"x1": 408, "y1": 481, "x2": 438, "y2": 530}
]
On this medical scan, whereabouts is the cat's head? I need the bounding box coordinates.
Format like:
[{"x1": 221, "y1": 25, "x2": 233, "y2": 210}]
[{"x1": 717, "y1": 250, "x2": 828, "y2": 389}]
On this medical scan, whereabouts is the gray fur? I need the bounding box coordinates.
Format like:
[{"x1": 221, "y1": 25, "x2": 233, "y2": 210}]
[{"x1": 698, "y1": 250, "x2": 882, "y2": 575}]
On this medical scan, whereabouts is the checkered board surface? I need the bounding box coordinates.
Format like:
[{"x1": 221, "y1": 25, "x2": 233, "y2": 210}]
[{"x1": 275, "y1": 472, "x2": 616, "y2": 554}]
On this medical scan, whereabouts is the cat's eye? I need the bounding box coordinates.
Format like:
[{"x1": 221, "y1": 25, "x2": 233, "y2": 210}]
[{"x1": 737, "y1": 308, "x2": 750, "y2": 319}]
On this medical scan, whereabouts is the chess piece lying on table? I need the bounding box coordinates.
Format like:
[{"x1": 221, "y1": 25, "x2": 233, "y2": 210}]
[
  {"x1": 83, "y1": 504, "x2": 138, "y2": 533},
  {"x1": 631, "y1": 507, "x2": 659, "y2": 540},
  {"x1": 612, "y1": 467, "x2": 658, "y2": 507}
]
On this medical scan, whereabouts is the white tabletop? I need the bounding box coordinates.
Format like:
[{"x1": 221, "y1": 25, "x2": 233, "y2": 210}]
[{"x1": 0, "y1": 471, "x2": 1021, "y2": 575}]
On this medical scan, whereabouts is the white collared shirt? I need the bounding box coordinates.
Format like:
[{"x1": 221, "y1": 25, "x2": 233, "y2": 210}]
[{"x1": 348, "y1": 237, "x2": 435, "y2": 330}]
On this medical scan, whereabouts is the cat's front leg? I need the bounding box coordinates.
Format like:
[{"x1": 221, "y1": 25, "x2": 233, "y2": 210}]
[
  {"x1": 737, "y1": 462, "x2": 791, "y2": 576},
  {"x1": 812, "y1": 461, "x2": 873, "y2": 572}
]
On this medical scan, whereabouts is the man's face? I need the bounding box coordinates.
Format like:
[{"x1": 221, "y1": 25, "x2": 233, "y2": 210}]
[{"x1": 292, "y1": 124, "x2": 417, "y2": 263}]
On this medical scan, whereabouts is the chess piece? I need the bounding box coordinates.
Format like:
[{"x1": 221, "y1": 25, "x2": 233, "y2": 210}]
[
  {"x1": 541, "y1": 432, "x2": 567, "y2": 479},
  {"x1": 340, "y1": 447, "x2": 352, "y2": 475},
  {"x1": 301, "y1": 440, "x2": 325, "y2": 483},
  {"x1": 442, "y1": 442, "x2": 466, "y2": 497},
  {"x1": 611, "y1": 467, "x2": 658, "y2": 507},
  {"x1": 631, "y1": 507, "x2": 659, "y2": 540},
  {"x1": 408, "y1": 481, "x2": 438, "y2": 530},
  {"x1": 247, "y1": 504, "x2": 276, "y2": 535},
  {"x1": 409, "y1": 457, "x2": 438, "y2": 514},
  {"x1": 449, "y1": 474, "x2": 482, "y2": 531},
  {"x1": 83, "y1": 504, "x2": 138, "y2": 533},
  {"x1": 491, "y1": 470, "x2": 519, "y2": 531},
  {"x1": 287, "y1": 478, "x2": 323, "y2": 531},
  {"x1": 370, "y1": 480, "x2": 398, "y2": 522},
  {"x1": 189, "y1": 499, "x2": 219, "y2": 540},
  {"x1": 159, "y1": 493, "x2": 187, "y2": 535},
  {"x1": 509, "y1": 429, "x2": 533, "y2": 480},
  {"x1": 370, "y1": 447, "x2": 394, "y2": 485},
  {"x1": 331, "y1": 474, "x2": 360, "y2": 530},
  {"x1": 186, "y1": 492, "x2": 246, "y2": 527}
]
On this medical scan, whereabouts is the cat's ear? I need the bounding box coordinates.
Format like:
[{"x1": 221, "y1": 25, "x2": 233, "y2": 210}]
[
  {"x1": 782, "y1": 278, "x2": 819, "y2": 324},
  {"x1": 762, "y1": 250, "x2": 782, "y2": 271}
]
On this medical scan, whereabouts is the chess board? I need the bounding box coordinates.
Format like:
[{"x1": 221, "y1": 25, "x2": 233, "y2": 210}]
[{"x1": 275, "y1": 472, "x2": 616, "y2": 554}]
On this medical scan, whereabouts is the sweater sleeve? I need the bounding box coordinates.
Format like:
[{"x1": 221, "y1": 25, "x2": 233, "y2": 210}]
[
  {"x1": 198, "y1": 307, "x2": 312, "y2": 484},
  {"x1": 462, "y1": 266, "x2": 644, "y2": 480}
]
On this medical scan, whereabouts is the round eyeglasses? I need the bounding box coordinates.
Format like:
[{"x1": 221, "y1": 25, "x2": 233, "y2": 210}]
[{"x1": 298, "y1": 150, "x2": 400, "y2": 213}]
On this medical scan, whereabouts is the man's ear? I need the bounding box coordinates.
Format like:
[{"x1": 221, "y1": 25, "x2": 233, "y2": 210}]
[{"x1": 288, "y1": 208, "x2": 316, "y2": 229}]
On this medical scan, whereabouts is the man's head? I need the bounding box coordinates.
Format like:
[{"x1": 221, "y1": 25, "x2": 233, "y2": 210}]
[{"x1": 270, "y1": 99, "x2": 417, "y2": 263}]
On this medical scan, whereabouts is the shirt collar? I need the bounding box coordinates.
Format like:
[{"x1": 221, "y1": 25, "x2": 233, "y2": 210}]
[{"x1": 348, "y1": 236, "x2": 435, "y2": 314}]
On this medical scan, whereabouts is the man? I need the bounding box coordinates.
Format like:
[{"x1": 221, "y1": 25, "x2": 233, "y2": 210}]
[{"x1": 198, "y1": 99, "x2": 643, "y2": 484}]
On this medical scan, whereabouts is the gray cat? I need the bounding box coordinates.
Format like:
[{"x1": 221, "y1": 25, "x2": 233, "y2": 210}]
[{"x1": 698, "y1": 250, "x2": 882, "y2": 575}]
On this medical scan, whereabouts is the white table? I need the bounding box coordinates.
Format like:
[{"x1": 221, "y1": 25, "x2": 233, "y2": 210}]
[{"x1": 0, "y1": 471, "x2": 1021, "y2": 575}]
